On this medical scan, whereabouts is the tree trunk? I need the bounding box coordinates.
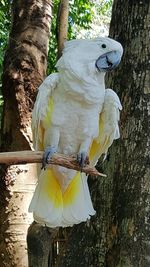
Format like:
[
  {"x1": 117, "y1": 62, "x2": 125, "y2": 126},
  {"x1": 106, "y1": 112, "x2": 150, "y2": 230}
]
[
  {"x1": 105, "y1": 1, "x2": 150, "y2": 266},
  {"x1": 0, "y1": 1, "x2": 52, "y2": 266},
  {"x1": 58, "y1": 1, "x2": 150, "y2": 267},
  {"x1": 56, "y1": 0, "x2": 69, "y2": 59}
]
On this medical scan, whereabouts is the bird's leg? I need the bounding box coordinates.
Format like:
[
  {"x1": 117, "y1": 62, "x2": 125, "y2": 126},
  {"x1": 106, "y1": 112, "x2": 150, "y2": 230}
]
[
  {"x1": 77, "y1": 152, "x2": 90, "y2": 169},
  {"x1": 77, "y1": 138, "x2": 91, "y2": 169},
  {"x1": 42, "y1": 146, "x2": 57, "y2": 170},
  {"x1": 42, "y1": 126, "x2": 60, "y2": 170}
]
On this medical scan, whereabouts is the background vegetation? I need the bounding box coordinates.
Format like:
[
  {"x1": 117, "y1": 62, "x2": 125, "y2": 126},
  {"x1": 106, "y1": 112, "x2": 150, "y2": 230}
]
[{"x1": 0, "y1": 0, "x2": 112, "y2": 129}]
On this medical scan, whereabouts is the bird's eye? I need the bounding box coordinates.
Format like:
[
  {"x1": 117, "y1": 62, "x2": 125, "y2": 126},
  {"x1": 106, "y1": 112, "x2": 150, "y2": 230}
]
[{"x1": 101, "y1": 44, "x2": 106, "y2": 48}]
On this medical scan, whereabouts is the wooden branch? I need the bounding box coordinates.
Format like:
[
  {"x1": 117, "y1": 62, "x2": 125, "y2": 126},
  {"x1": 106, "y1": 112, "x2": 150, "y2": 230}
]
[{"x1": 0, "y1": 151, "x2": 106, "y2": 177}]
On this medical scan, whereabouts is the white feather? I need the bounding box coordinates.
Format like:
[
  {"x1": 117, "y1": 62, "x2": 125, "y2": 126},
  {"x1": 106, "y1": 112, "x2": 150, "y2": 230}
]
[
  {"x1": 32, "y1": 73, "x2": 59, "y2": 149},
  {"x1": 29, "y1": 37, "x2": 123, "y2": 227},
  {"x1": 91, "y1": 88, "x2": 122, "y2": 165}
]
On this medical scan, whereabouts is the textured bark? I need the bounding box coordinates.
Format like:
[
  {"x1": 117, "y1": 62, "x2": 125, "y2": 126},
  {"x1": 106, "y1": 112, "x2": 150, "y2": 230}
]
[
  {"x1": 105, "y1": 1, "x2": 150, "y2": 266},
  {"x1": 0, "y1": 1, "x2": 52, "y2": 266},
  {"x1": 58, "y1": 1, "x2": 150, "y2": 267},
  {"x1": 27, "y1": 222, "x2": 58, "y2": 267}
]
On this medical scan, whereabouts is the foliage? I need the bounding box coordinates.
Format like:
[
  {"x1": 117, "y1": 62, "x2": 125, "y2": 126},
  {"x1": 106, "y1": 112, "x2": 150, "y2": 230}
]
[
  {"x1": 0, "y1": 0, "x2": 113, "y2": 75},
  {"x1": 0, "y1": 0, "x2": 11, "y2": 84},
  {"x1": 48, "y1": 0, "x2": 95, "y2": 73},
  {"x1": 76, "y1": 0, "x2": 112, "y2": 38},
  {"x1": 48, "y1": 0, "x2": 112, "y2": 73},
  {"x1": 0, "y1": 0, "x2": 113, "y2": 124},
  {"x1": 0, "y1": 0, "x2": 11, "y2": 125},
  {"x1": 95, "y1": 0, "x2": 113, "y2": 16}
]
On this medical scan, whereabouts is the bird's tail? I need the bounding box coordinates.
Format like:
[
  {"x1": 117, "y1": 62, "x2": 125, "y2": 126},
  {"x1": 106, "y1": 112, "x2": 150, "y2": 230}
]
[{"x1": 29, "y1": 168, "x2": 95, "y2": 227}]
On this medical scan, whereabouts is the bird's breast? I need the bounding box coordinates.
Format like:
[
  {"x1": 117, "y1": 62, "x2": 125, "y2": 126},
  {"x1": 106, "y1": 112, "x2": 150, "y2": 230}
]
[{"x1": 51, "y1": 90, "x2": 100, "y2": 155}]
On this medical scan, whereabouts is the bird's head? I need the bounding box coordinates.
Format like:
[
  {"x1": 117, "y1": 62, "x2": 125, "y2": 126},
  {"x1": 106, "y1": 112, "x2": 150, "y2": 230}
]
[
  {"x1": 94, "y1": 37, "x2": 123, "y2": 72},
  {"x1": 56, "y1": 37, "x2": 123, "y2": 75}
]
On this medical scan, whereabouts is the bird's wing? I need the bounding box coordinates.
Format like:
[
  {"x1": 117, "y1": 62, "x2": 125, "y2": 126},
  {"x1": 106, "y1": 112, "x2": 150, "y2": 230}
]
[
  {"x1": 32, "y1": 73, "x2": 59, "y2": 150},
  {"x1": 89, "y1": 88, "x2": 122, "y2": 165}
]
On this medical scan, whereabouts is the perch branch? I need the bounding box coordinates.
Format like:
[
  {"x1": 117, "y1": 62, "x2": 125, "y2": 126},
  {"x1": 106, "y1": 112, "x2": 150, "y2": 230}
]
[{"x1": 0, "y1": 151, "x2": 106, "y2": 177}]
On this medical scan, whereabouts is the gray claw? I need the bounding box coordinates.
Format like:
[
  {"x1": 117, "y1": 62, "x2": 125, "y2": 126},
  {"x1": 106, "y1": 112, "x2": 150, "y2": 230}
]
[
  {"x1": 77, "y1": 152, "x2": 90, "y2": 169},
  {"x1": 42, "y1": 146, "x2": 56, "y2": 170}
]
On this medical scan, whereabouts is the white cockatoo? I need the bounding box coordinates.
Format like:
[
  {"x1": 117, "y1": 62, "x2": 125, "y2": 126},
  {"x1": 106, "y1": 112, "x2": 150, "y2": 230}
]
[{"x1": 29, "y1": 37, "x2": 123, "y2": 227}]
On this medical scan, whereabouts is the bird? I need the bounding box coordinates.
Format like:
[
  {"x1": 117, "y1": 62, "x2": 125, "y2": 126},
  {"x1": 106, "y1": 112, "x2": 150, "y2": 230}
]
[{"x1": 29, "y1": 37, "x2": 123, "y2": 228}]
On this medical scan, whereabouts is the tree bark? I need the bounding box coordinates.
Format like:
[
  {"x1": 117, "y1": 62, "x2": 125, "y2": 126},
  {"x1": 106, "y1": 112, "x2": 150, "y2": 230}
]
[
  {"x1": 105, "y1": 1, "x2": 150, "y2": 266},
  {"x1": 58, "y1": 1, "x2": 150, "y2": 267},
  {"x1": 27, "y1": 222, "x2": 58, "y2": 267},
  {"x1": 57, "y1": 0, "x2": 69, "y2": 59},
  {"x1": 0, "y1": 1, "x2": 52, "y2": 266}
]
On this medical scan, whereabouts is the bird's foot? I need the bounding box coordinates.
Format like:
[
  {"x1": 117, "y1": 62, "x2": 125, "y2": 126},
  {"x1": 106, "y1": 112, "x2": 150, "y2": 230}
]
[
  {"x1": 77, "y1": 152, "x2": 90, "y2": 170},
  {"x1": 42, "y1": 146, "x2": 57, "y2": 170}
]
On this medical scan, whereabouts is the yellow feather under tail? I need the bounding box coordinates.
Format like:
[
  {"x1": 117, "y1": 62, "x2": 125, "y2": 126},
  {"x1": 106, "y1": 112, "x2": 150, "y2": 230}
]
[{"x1": 29, "y1": 168, "x2": 95, "y2": 227}]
